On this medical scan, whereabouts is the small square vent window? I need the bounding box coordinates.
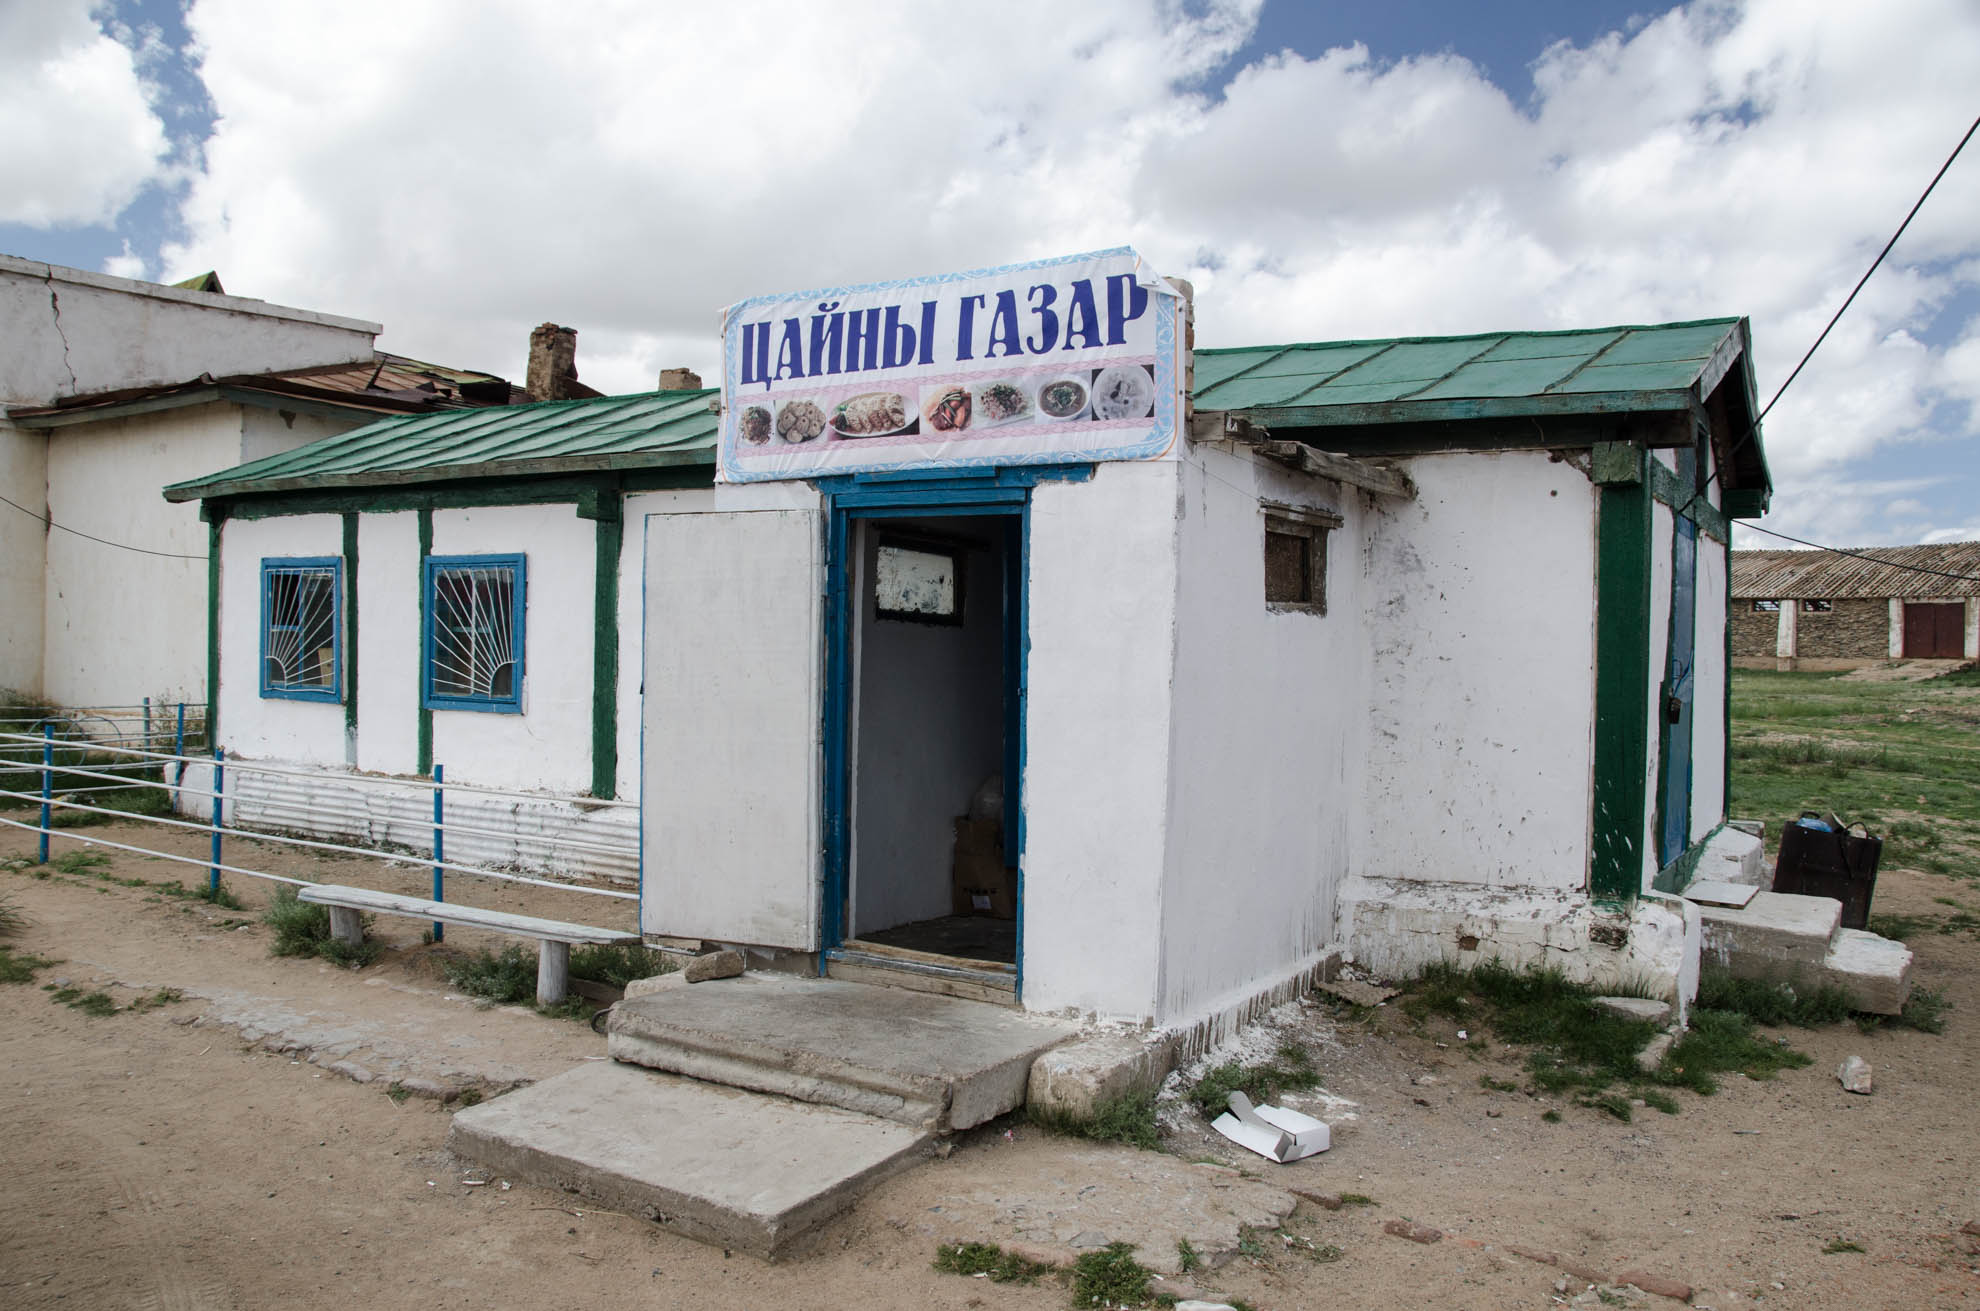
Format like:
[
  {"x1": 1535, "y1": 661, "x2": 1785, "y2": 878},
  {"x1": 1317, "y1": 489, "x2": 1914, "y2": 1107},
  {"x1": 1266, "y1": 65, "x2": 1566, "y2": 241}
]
[
  {"x1": 1801, "y1": 599, "x2": 1833, "y2": 613},
  {"x1": 1262, "y1": 502, "x2": 1341, "y2": 614},
  {"x1": 875, "y1": 540, "x2": 964, "y2": 624},
  {"x1": 1752, "y1": 600, "x2": 1780, "y2": 612}
]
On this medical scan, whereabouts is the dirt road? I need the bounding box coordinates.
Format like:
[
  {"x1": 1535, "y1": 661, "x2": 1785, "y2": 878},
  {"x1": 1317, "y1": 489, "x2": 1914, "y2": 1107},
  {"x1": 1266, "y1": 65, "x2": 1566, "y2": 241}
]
[{"x1": 2, "y1": 822, "x2": 1977, "y2": 1309}]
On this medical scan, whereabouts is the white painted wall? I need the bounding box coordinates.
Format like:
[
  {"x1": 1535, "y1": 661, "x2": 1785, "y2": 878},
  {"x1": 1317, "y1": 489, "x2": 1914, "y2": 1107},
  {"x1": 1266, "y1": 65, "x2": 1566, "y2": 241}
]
[
  {"x1": 850, "y1": 521, "x2": 1006, "y2": 936},
  {"x1": 1155, "y1": 444, "x2": 1363, "y2": 1025},
  {"x1": 0, "y1": 419, "x2": 45, "y2": 694},
  {"x1": 39, "y1": 405, "x2": 238, "y2": 707},
  {"x1": 0, "y1": 255, "x2": 377, "y2": 403},
  {"x1": 240, "y1": 407, "x2": 358, "y2": 464},
  {"x1": 354, "y1": 512, "x2": 421, "y2": 776},
  {"x1": 427, "y1": 504, "x2": 595, "y2": 793},
  {"x1": 1357, "y1": 451, "x2": 1598, "y2": 892},
  {"x1": 1690, "y1": 534, "x2": 1730, "y2": 843},
  {"x1": 217, "y1": 514, "x2": 348, "y2": 765},
  {"x1": 1020, "y1": 460, "x2": 1180, "y2": 1021}
]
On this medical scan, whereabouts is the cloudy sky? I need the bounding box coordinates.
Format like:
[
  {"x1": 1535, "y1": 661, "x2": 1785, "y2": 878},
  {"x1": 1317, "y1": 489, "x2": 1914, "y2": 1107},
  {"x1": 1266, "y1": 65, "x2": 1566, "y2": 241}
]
[{"x1": 4, "y1": 0, "x2": 1977, "y2": 548}]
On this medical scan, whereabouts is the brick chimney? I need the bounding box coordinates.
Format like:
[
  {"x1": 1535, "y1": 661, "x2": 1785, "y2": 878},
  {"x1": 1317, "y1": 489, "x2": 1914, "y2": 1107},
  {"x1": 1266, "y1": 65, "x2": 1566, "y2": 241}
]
[
  {"x1": 658, "y1": 367, "x2": 702, "y2": 390},
  {"x1": 526, "y1": 323, "x2": 581, "y2": 400}
]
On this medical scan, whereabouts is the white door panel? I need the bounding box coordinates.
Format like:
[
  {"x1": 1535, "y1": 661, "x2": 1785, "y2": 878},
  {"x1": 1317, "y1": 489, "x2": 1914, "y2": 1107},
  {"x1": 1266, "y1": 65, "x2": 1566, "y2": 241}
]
[{"x1": 642, "y1": 509, "x2": 821, "y2": 947}]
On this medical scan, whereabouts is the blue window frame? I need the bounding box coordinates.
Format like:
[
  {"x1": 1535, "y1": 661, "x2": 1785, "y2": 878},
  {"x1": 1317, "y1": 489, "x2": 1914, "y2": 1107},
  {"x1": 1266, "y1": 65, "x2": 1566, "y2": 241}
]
[
  {"x1": 422, "y1": 554, "x2": 526, "y2": 713},
  {"x1": 260, "y1": 557, "x2": 343, "y2": 702}
]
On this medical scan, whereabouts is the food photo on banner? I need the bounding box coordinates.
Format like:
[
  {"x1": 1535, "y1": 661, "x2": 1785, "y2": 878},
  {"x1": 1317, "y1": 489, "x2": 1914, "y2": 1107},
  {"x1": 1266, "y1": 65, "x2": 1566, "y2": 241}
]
[{"x1": 716, "y1": 248, "x2": 1184, "y2": 482}]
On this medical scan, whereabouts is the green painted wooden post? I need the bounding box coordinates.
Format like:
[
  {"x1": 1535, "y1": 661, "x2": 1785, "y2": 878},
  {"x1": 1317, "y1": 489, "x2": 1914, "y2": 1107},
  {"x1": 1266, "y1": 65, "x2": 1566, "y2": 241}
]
[
  {"x1": 417, "y1": 507, "x2": 433, "y2": 776},
  {"x1": 1590, "y1": 442, "x2": 1652, "y2": 905},
  {"x1": 581, "y1": 494, "x2": 622, "y2": 800},
  {"x1": 342, "y1": 512, "x2": 359, "y2": 753}
]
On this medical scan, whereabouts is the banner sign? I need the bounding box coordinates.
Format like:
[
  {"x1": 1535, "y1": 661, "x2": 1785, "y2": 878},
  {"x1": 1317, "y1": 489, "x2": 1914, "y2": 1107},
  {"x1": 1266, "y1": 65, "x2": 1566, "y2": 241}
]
[{"x1": 716, "y1": 248, "x2": 1182, "y2": 482}]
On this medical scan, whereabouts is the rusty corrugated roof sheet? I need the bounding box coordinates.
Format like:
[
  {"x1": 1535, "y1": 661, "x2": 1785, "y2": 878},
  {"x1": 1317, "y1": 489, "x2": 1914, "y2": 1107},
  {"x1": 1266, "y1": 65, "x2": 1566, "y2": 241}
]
[{"x1": 1731, "y1": 543, "x2": 1980, "y2": 600}]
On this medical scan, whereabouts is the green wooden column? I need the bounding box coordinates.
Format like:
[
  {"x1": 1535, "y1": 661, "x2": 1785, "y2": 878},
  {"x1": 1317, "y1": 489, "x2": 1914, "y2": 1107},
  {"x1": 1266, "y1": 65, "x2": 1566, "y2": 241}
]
[
  {"x1": 1589, "y1": 442, "x2": 1652, "y2": 905},
  {"x1": 342, "y1": 512, "x2": 359, "y2": 756},
  {"x1": 416, "y1": 507, "x2": 433, "y2": 776},
  {"x1": 577, "y1": 488, "x2": 621, "y2": 800}
]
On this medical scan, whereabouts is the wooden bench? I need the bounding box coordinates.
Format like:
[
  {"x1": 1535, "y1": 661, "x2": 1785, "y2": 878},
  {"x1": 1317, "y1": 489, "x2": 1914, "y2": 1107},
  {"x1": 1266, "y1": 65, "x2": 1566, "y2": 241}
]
[{"x1": 297, "y1": 884, "x2": 639, "y2": 1004}]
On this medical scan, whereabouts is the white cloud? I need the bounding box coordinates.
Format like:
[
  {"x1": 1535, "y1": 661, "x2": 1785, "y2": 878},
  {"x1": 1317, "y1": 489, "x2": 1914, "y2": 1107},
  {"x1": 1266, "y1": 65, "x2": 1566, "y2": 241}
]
[
  {"x1": 155, "y1": 0, "x2": 1980, "y2": 539},
  {"x1": 101, "y1": 240, "x2": 146, "y2": 281},
  {"x1": 0, "y1": 0, "x2": 169, "y2": 226}
]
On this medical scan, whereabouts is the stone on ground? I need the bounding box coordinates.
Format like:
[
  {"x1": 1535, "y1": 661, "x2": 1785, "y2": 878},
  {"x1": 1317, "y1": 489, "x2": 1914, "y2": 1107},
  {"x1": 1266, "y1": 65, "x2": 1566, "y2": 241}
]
[
  {"x1": 1836, "y1": 1055, "x2": 1874, "y2": 1094},
  {"x1": 683, "y1": 949, "x2": 744, "y2": 983},
  {"x1": 1592, "y1": 996, "x2": 1672, "y2": 1025},
  {"x1": 447, "y1": 1061, "x2": 929, "y2": 1260}
]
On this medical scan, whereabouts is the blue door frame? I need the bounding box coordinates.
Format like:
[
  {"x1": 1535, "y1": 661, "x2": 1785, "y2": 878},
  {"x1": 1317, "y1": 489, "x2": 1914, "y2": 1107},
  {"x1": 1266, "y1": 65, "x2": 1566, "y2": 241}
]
[{"x1": 817, "y1": 465, "x2": 1092, "y2": 1002}]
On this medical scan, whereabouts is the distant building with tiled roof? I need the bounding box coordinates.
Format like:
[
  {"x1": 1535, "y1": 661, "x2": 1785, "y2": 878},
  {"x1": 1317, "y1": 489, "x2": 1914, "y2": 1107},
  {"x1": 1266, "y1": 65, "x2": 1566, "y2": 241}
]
[{"x1": 1732, "y1": 543, "x2": 1980, "y2": 666}]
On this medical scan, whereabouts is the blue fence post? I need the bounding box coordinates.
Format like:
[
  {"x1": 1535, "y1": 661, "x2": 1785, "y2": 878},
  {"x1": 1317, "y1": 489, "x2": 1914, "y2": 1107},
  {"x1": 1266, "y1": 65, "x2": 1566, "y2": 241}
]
[
  {"x1": 143, "y1": 697, "x2": 151, "y2": 748},
  {"x1": 209, "y1": 747, "x2": 224, "y2": 894},
  {"x1": 38, "y1": 724, "x2": 52, "y2": 865},
  {"x1": 431, "y1": 763, "x2": 445, "y2": 943},
  {"x1": 175, "y1": 703, "x2": 185, "y2": 757}
]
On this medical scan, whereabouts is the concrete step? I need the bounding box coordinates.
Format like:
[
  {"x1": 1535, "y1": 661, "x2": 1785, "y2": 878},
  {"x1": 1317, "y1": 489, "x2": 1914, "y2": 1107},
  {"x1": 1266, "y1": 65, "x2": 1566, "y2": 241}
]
[
  {"x1": 1822, "y1": 928, "x2": 1913, "y2": 1016},
  {"x1": 1697, "y1": 891, "x2": 1913, "y2": 1014},
  {"x1": 448, "y1": 1061, "x2": 930, "y2": 1260},
  {"x1": 605, "y1": 971, "x2": 1078, "y2": 1131}
]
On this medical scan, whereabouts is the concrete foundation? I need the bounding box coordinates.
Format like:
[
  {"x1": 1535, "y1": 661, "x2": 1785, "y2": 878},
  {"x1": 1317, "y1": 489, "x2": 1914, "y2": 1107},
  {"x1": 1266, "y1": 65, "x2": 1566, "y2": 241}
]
[
  {"x1": 447, "y1": 1062, "x2": 929, "y2": 1259},
  {"x1": 605, "y1": 972, "x2": 1078, "y2": 1130},
  {"x1": 1697, "y1": 891, "x2": 1912, "y2": 1015}
]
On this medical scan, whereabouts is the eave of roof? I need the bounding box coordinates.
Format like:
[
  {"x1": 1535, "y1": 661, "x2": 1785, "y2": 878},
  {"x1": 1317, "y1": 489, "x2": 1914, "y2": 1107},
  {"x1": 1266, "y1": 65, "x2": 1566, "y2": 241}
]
[
  {"x1": 165, "y1": 388, "x2": 719, "y2": 503},
  {"x1": 1731, "y1": 542, "x2": 1980, "y2": 600}
]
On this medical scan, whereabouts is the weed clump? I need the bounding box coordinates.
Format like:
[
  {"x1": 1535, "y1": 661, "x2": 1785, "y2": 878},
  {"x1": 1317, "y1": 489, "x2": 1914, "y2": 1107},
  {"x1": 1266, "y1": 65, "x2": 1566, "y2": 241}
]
[
  {"x1": 263, "y1": 885, "x2": 381, "y2": 968},
  {"x1": 568, "y1": 940, "x2": 678, "y2": 987},
  {"x1": 932, "y1": 1241, "x2": 1055, "y2": 1285},
  {"x1": 1069, "y1": 1242, "x2": 1151, "y2": 1308},
  {"x1": 1028, "y1": 1091, "x2": 1161, "y2": 1151},
  {"x1": 443, "y1": 944, "x2": 538, "y2": 1004},
  {"x1": 52, "y1": 987, "x2": 119, "y2": 1017},
  {"x1": 1695, "y1": 972, "x2": 1854, "y2": 1027},
  {"x1": 0, "y1": 944, "x2": 55, "y2": 983},
  {"x1": 1188, "y1": 1042, "x2": 1320, "y2": 1118},
  {"x1": 1661, "y1": 1010, "x2": 1811, "y2": 1094}
]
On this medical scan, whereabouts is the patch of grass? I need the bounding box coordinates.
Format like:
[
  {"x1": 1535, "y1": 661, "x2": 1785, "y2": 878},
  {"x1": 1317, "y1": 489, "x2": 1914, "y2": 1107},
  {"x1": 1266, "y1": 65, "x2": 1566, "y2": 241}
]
[
  {"x1": 0, "y1": 944, "x2": 56, "y2": 983},
  {"x1": 1638, "y1": 1088, "x2": 1680, "y2": 1115},
  {"x1": 50, "y1": 786, "x2": 171, "y2": 827},
  {"x1": 262, "y1": 885, "x2": 381, "y2": 968},
  {"x1": 1188, "y1": 1041, "x2": 1320, "y2": 1118},
  {"x1": 1541, "y1": 1109, "x2": 1562, "y2": 1123},
  {"x1": 1857, "y1": 985, "x2": 1951, "y2": 1035},
  {"x1": 52, "y1": 987, "x2": 119, "y2": 1017},
  {"x1": 1477, "y1": 1074, "x2": 1519, "y2": 1092},
  {"x1": 535, "y1": 994, "x2": 597, "y2": 1023},
  {"x1": 1308, "y1": 1242, "x2": 1343, "y2": 1263},
  {"x1": 1029, "y1": 1091, "x2": 1161, "y2": 1152},
  {"x1": 933, "y1": 1241, "x2": 1056, "y2": 1285},
  {"x1": 1577, "y1": 1090, "x2": 1633, "y2": 1121},
  {"x1": 1695, "y1": 971, "x2": 1855, "y2": 1027},
  {"x1": 442, "y1": 944, "x2": 538, "y2": 1004},
  {"x1": 157, "y1": 879, "x2": 246, "y2": 910},
  {"x1": 1337, "y1": 1193, "x2": 1375, "y2": 1206},
  {"x1": 1661, "y1": 1010, "x2": 1812, "y2": 1094},
  {"x1": 128, "y1": 987, "x2": 184, "y2": 1012},
  {"x1": 1174, "y1": 1238, "x2": 1201, "y2": 1273},
  {"x1": 0, "y1": 894, "x2": 21, "y2": 936},
  {"x1": 1867, "y1": 913, "x2": 1934, "y2": 941},
  {"x1": 1822, "y1": 1238, "x2": 1865, "y2": 1255},
  {"x1": 51, "y1": 850, "x2": 110, "y2": 875},
  {"x1": 1407, "y1": 960, "x2": 1661, "y2": 1100},
  {"x1": 1070, "y1": 1242, "x2": 1151, "y2": 1308},
  {"x1": 385, "y1": 1083, "x2": 411, "y2": 1104},
  {"x1": 567, "y1": 940, "x2": 678, "y2": 988}
]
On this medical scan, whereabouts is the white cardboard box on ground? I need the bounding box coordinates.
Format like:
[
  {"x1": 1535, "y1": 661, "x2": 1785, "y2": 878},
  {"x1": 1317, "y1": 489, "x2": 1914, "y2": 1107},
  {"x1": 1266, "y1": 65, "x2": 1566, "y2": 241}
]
[{"x1": 1210, "y1": 1092, "x2": 1330, "y2": 1163}]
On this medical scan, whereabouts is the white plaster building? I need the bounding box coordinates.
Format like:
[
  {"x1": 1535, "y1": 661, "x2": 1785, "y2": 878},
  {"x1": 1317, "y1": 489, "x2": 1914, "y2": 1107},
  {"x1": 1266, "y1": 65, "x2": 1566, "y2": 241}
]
[
  {"x1": 0, "y1": 255, "x2": 527, "y2": 710},
  {"x1": 168, "y1": 313, "x2": 1773, "y2": 1037}
]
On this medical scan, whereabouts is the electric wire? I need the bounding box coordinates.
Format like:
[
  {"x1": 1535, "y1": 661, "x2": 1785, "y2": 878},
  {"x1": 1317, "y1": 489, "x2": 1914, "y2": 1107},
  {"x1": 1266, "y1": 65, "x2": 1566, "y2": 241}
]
[
  {"x1": 0, "y1": 491, "x2": 207, "y2": 560},
  {"x1": 1670, "y1": 111, "x2": 1980, "y2": 558},
  {"x1": 1738, "y1": 521, "x2": 1980, "y2": 584}
]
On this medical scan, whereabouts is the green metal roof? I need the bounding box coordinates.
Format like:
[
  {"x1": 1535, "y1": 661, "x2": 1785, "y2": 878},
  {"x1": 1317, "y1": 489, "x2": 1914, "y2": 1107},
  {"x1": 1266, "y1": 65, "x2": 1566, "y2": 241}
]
[
  {"x1": 164, "y1": 388, "x2": 718, "y2": 501},
  {"x1": 1195, "y1": 317, "x2": 1748, "y2": 424}
]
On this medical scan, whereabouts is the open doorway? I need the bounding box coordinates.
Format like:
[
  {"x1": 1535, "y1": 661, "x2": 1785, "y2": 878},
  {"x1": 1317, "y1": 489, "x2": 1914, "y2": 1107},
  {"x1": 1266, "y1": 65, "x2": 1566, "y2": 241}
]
[{"x1": 835, "y1": 510, "x2": 1022, "y2": 983}]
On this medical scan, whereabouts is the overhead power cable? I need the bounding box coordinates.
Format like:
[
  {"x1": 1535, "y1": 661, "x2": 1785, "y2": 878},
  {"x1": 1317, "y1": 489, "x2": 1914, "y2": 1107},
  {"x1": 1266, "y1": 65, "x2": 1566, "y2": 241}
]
[{"x1": 0, "y1": 491, "x2": 208, "y2": 561}]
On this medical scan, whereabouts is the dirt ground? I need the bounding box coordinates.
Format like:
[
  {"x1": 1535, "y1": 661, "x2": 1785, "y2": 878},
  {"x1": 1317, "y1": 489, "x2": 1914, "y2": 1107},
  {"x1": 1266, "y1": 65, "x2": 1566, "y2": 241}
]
[{"x1": 3, "y1": 820, "x2": 1978, "y2": 1310}]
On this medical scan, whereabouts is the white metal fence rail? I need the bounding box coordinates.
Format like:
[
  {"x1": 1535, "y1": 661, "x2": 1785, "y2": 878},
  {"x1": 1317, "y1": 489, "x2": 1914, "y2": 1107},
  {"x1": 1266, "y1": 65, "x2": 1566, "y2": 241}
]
[{"x1": 0, "y1": 728, "x2": 639, "y2": 937}]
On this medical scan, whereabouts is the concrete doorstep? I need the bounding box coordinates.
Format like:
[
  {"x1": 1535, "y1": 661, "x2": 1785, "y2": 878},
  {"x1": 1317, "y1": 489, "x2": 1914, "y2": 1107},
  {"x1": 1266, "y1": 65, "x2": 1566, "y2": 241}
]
[{"x1": 448, "y1": 1061, "x2": 931, "y2": 1260}]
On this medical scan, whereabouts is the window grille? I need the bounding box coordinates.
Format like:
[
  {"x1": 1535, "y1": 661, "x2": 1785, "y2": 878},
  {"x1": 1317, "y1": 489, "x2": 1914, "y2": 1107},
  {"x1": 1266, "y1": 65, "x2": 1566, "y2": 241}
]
[
  {"x1": 260, "y1": 558, "x2": 342, "y2": 701},
  {"x1": 423, "y1": 555, "x2": 526, "y2": 712}
]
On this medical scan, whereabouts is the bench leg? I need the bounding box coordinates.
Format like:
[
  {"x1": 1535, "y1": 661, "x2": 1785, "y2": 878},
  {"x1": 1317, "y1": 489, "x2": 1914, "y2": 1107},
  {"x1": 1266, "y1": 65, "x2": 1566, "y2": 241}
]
[
  {"x1": 328, "y1": 906, "x2": 364, "y2": 948},
  {"x1": 537, "y1": 940, "x2": 569, "y2": 1006}
]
